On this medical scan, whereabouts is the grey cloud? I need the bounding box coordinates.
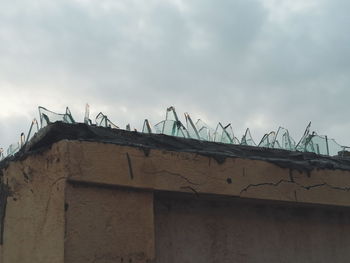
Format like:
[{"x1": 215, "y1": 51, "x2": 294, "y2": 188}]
[{"x1": 0, "y1": 0, "x2": 349, "y2": 149}]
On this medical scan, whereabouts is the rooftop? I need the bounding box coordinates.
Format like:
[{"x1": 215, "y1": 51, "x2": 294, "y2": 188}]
[
  {"x1": 2, "y1": 121, "x2": 350, "y2": 174},
  {"x1": 1, "y1": 105, "x2": 349, "y2": 162}
]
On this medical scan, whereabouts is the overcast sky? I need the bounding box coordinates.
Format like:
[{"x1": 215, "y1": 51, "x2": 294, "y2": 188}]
[{"x1": 1, "y1": 0, "x2": 350, "y2": 150}]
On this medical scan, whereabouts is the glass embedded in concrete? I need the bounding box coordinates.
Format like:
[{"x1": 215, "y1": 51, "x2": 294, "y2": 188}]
[
  {"x1": 295, "y1": 122, "x2": 311, "y2": 152},
  {"x1": 6, "y1": 142, "x2": 20, "y2": 156},
  {"x1": 84, "y1": 104, "x2": 92, "y2": 125},
  {"x1": 195, "y1": 119, "x2": 212, "y2": 141},
  {"x1": 155, "y1": 107, "x2": 187, "y2": 138},
  {"x1": 213, "y1": 123, "x2": 234, "y2": 144},
  {"x1": 142, "y1": 119, "x2": 152, "y2": 134},
  {"x1": 272, "y1": 127, "x2": 296, "y2": 150},
  {"x1": 241, "y1": 128, "x2": 256, "y2": 146},
  {"x1": 26, "y1": 119, "x2": 39, "y2": 144},
  {"x1": 39, "y1": 106, "x2": 75, "y2": 127},
  {"x1": 0, "y1": 105, "x2": 348, "y2": 160},
  {"x1": 185, "y1": 113, "x2": 200, "y2": 140},
  {"x1": 95, "y1": 112, "x2": 119, "y2": 129}
]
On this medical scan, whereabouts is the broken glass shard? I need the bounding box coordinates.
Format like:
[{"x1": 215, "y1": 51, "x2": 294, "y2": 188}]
[
  {"x1": 26, "y1": 119, "x2": 39, "y2": 144},
  {"x1": 258, "y1": 131, "x2": 276, "y2": 148},
  {"x1": 7, "y1": 142, "x2": 20, "y2": 156},
  {"x1": 233, "y1": 135, "x2": 240, "y2": 144},
  {"x1": 20, "y1": 133, "x2": 25, "y2": 147},
  {"x1": 304, "y1": 133, "x2": 328, "y2": 155},
  {"x1": 241, "y1": 128, "x2": 256, "y2": 146},
  {"x1": 303, "y1": 133, "x2": 343, "y2": 156},
  {"x1": 273, "y1": 127, "x2": 296, "y2": 150},
  {"x1": 154, "y1": 106, "x2": 187, "y2": 138},
  {"x1": 39, "y1": 106, "x2": 75, "y2": 127},
  {"x1": 224, "y1": 124, "x2": 235, "y2": 144},
  {"x1": 185, "y1": 113, "x2": 200, "y2": 140},
  {"x1": 142, "y1": 119, "x2": 152, "y2": 134},
  {"x1": 95, "y1": 112, "x2": 119, "y2": 129},
  {"x1": 1, "y1": 105, "x2": 349, "y2": 160},
  {"x1": 154, "y1": 120, "x2": 186, "y2": 138},
  {"x1": 195, "y1": 119, "x2": 212, "y2": 141},
  {"x1": 327, "y1": 138, "x2": 343, "y2": 156},
  {"x1": 84, "y1": 104, "x2": 92, "y2": 125},
  {"x1": 225, "y1": 124, "x2": 240, "y2": 144},
  {"x1": 295, "y1": 122, "x2": 311, "y2": 152},
  {"x1": 213, "y1": 123, "x2": 234, "y2": 144},
  {"x1": 166, "y1": 106, "x2": 180, "y2": 122}
]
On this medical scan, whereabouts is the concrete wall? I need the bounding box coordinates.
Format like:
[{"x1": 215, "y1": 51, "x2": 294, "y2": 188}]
[
  {"x1": 1, "y1": 140, "x2": 350, "y2": 263},
  {"x1": 155, "y1": 194, "x2": 350, "y2": 263},
  {"x1": 65, "y1": 141, "x2": 350, "y2": 207},
  {"x1": 0, "y1": 142, "x2": 66, "y2": 263},
  {"x1": 65, "y1": 184, "x2": 155, "y2": 263}
]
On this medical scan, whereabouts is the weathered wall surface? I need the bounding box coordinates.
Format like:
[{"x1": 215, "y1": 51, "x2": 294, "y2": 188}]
[
  {"x1": 155, "y1": 194, "x2": 350, "y2": 263},
  {"x1": 1, "y1": 138, "x2": 350, "y2": 263},
  {"x1": 64, "y1": 183, "x2": 155, "y2": 263},
  {"x1": 0, "y1": 142, "x2": 67, "y2": 263},
  {"x1": 66, "y1": 141, "x2": 350, "y2": 207}
]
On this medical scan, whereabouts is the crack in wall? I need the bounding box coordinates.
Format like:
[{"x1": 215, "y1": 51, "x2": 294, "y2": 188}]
[
  {"x1": 180, "y1": 186, "x2": 199, "y2": 196},
  {"x1": 148, "y1": 170, "x2": 203, "y2": 186},
  {"x1": 125, "y1": 153, "x2": 134, "y2": 180},
  {"x1": 240, "y1": 178, "x2": 350, "y2": 196}
]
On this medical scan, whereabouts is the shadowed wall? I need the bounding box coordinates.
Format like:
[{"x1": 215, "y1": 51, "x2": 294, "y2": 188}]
[{"x1": 155, "y1": 194, "x2": 350, "y2": 263}]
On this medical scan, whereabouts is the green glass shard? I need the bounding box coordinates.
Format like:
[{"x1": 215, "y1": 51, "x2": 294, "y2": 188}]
[
  {"x1": 38, "y1": 106, "x2": 75, "y2": 127},
  {"x1": 241, "y1": 128, "x2": 256, "y2": 146},
  {"x1": 327, "y1": 138, "x2": 343, "y2": 156},
  {"x1": 273, "y1": 127, "x2": 296, "y2": 150},
  {"x1": 6, "y1": 142, "x2": 20, "y2": 156},
  {"x1": 233, "y1": 137, "x2": 240, "y2": 144},
  {"x1": 304, "y1": 134, "x2": 343, "y2": 156},
  {"x1": 142, "y1": 119, "x2": 152, "y2": 134},
  {"x1": 2, "y1": 105, "x2": 349, "y2": 161},
  {"x1": 224, "y1": 124, "x2": 235, "y2": 143},
  {"x1": 25, "y1": 119, "x2": 39, "y2": 144},
  {"x1": 154, "y1": 106, "x2": 187, "y2": 138},
  {"x1": 154, "y1": 121, "x2": 163, "y2": 134},
  {"x1": 195, "y1": 119, "x2": 212, "y2": 141},
  {"x1": 20, "y1": 133, "x2": 25, "y2": 147},
  {"x1": 258, "y1": 131, "x2": 276, "y2": 148},
  {"x1": 84, "y1": 104, "x2": 92, "y2": 125},
  {"x1": 304, "y1": 133, "x2": 328, "y2": 155},
  {"x1": 224, "y1": 124, "x2": 240, "y2": 144},
  {"x1": 296, "y1": 122, "x2": 311, "y2": 151},
  {"x1": 185, "y1": 113, "x2": 200, "y2": 140},
  {"x1": 154, "y1": 120, "x2": 186, "y2": 138},
  {"x1": 166, "y1": 106, "x2": 180, "y2": 122},
  {"x1": 214, "y1": 123, "x2": 234, "y2": 144},
  {"x1": 95, "y1": 112, "x2": 119, "y2": 129}
]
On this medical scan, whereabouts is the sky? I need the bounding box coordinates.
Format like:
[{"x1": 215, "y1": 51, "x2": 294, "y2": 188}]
[{"x1": 1, "y1": 0, "x2": 350, "y2": 150}]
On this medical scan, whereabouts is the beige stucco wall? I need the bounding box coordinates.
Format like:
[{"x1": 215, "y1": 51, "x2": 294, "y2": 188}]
[
  {"x1": 64, "y1": 184, "x2": 155, "y2": 263},
  {"x1": 155, "y1": 194, "x2": 350, "y2": 263},
  {"x1": 0, "y1": 142, "x2": 67, "y2": 263},
  {"x1": 66, "y1": 140, "x2": 350, "y2": 207},
  {"x1": 1, "y1": 139, "x2": 350, "y2": 263}
]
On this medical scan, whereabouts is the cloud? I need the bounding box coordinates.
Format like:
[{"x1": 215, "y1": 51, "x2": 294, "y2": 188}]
[{"x1": 0, "y1": 0, "x2": 349, "y2": 150}]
